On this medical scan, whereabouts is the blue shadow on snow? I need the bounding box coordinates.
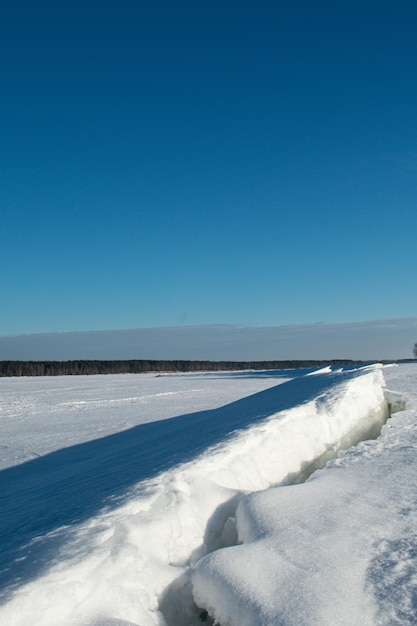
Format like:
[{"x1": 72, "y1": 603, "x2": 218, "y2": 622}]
[{"x1": 0, "y1": 367, "x2": 364, "y2": 596}]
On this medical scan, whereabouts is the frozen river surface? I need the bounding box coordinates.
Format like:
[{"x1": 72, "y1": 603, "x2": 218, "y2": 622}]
[{"x1": 0, "y1": 364, "x2": 416, "y2": 625}]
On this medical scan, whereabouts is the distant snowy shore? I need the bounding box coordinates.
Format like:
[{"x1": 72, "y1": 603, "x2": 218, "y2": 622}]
[{"x1": 0, "y1": 364, "x2": 416, "y2": 625}]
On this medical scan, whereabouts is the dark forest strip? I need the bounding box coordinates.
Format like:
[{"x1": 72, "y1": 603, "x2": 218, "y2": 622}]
[{"x1": 0, "y1": 359, "x2": 368, "y2": 377}]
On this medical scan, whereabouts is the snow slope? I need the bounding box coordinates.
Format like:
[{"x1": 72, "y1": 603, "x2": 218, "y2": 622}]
[
  {"x1": 193, "y1": 363, "x2": 417, "y2": 625},
  {"x1": 0, "y1": 364, "x2": 412, "y2": 625}
]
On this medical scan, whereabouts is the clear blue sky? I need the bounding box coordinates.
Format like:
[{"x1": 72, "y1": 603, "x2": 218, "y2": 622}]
[{"x1": 1, "y1": 1, "x2": 417, "y2": 336}]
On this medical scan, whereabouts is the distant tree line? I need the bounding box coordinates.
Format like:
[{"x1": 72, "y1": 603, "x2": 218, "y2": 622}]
[{"x1": 0, "y1": 359, "x2": 367, "y2": 377}]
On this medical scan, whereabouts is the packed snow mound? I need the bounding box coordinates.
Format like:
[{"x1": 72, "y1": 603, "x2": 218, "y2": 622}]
[
  {"x1": 192, "y1": 364, "x2": 417, "y2": 626},
  {"x1": 0, "y1": 365, "x2": 390, "y2": 626}
]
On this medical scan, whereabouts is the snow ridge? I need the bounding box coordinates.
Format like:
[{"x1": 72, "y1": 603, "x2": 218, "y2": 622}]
[
  {"x1": 192, "y1": 365, "x2": 417, "y2": 626},
  {"x1": 0, "y1": 366, "x2": 389, "y2": 625}
]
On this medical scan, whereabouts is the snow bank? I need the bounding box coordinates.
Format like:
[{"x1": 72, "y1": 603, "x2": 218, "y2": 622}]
[
  {"x1": 0, "y1": 366, "x2": 389, "y2": 625},
  {"x1": 192, "y1": 364, "x2": 417, "y2": 626}
]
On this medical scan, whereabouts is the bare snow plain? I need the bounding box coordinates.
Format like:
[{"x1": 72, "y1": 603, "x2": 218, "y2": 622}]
[{"x1": 0, "y1": 363, "x2": 416, "y2": 625}]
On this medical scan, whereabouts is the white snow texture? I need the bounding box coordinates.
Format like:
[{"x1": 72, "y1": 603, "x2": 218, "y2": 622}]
[{"x1": 0, "y1": 363, "x2": 416, "y2": 625}]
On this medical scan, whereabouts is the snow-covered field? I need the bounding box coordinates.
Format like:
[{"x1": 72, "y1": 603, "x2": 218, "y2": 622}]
[{"x1": 0, "y1": 364, "x2": 416, "y2": 625}]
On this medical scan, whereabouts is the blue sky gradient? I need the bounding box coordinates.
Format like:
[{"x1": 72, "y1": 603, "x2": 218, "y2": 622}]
[{"x1": 1, "y1": 1, "x2": 417, "y2": 344}]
